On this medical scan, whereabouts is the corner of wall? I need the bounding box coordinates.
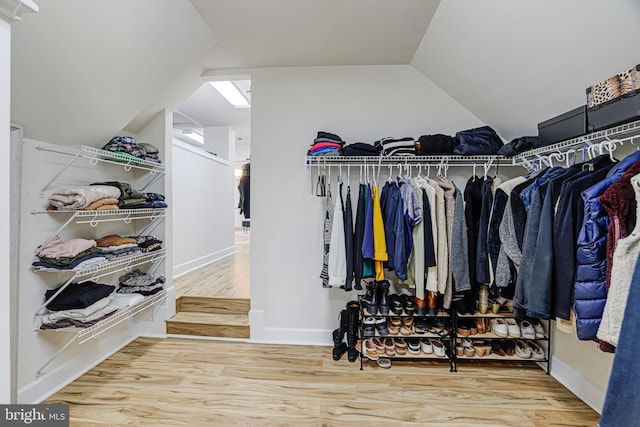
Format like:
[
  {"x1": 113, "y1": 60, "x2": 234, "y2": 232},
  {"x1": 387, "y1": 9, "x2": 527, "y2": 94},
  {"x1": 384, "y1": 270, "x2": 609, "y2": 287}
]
[{"x1": 551, "y1": 356, "x2": 606, "y2": 414}]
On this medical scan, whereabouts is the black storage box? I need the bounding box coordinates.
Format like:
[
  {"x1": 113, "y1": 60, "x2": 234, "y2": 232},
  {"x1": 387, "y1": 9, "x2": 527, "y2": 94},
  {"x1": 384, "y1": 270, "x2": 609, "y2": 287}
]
[
  {"x1": 537, "y1": 106, "x2": 587, "y2": 146},
  {"x1": 587, "y1": 90, "x2": 640, "y2": 132}
]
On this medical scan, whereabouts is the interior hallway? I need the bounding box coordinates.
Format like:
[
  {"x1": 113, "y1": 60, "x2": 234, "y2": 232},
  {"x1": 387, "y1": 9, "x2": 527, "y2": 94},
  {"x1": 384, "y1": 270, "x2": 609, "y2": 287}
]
[{"x1": 173, "y1": 230, "x2": 250, "y2": 299}]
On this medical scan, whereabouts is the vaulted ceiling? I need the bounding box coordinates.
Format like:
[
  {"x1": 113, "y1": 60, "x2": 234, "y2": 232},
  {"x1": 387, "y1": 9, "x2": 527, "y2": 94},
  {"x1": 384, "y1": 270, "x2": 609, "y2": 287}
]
[{"x1": 10, "y1": 0, "x2": 640, "y2": 147}]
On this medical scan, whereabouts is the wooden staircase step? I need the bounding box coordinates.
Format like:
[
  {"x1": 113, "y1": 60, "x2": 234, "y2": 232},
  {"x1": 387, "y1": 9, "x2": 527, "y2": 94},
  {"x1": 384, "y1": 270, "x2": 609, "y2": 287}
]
[
  {"x1": 166, "y1": 312, "x2": 250, "y2": 338},
  {"x1": 177, "y1": 296, "x2": 250, "y2": 315}
]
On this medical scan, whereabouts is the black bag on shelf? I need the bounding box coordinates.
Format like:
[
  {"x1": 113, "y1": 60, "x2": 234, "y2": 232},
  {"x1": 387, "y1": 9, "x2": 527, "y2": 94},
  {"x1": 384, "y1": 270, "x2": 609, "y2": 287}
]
[
  {"x1": 497, "y1": 136, "x2": 540, "y2": 157},
  {"x1": 453, "y1": 126, "x2": 503, "y2": 155}
]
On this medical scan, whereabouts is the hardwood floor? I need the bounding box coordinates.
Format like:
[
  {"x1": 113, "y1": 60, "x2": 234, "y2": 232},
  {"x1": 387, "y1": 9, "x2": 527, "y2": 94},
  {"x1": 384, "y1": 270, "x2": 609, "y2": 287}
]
[
  {"x1": 173, "y1": 232, "x2": 250, "y2": 299},
  {"x1": 47, "y1": 337, "x2": 600, "y2": 426}
]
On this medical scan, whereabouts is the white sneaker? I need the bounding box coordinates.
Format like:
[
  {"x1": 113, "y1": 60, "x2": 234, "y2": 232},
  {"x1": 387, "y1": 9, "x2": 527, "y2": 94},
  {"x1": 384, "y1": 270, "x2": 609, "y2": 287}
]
[
  {"x1": 420, "y1": 339, "x2": 433, "y2": 354},
  {"x1": 514, "y1": 339, "x2": 532, "y2": 358},
  {"x1": 491, "y1": 318, "x2": 508, "y2": 337},
  {"x1": 505, "y1": 318, "x2": 521, "y2": 338},
  {"x1": 527, "y1": 341, "x2": 545, "y2": 360},
  {"x1": 520, "y1": 320, "x2": 536, "y2": 339},
  {"x1": 431, "y1": 339, "x2": 446, "y2": 357},
  {"x1": 532, "y1": 321, "x2": 545, "y2": 339}
]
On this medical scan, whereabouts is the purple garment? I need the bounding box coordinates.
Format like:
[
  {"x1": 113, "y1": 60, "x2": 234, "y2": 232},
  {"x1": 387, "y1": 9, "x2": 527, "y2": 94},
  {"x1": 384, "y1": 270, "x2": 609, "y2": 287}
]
[{"x1": 362, "y1": 184, "x2": 374, "y2": 259}]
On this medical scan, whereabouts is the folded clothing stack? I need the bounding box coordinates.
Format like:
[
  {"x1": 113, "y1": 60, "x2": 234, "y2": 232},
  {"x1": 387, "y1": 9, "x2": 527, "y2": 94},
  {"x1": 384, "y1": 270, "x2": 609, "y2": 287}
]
[
  {"x1": 91, "y1": 181, "x2": 154, "y2": 209},
  {"x1": 95, "y1": 234, "x2": 141, "y2": 260},
  {"x1": 40, "y1": 281, "x2": 115, "y2": 328},
  {"x1": 48, "y1": 185, "x2": 121, "y2": 211},
  {"x1": 102, "y1": 136, "x2": 147, "y2": 161},
  {"x1": 417, "y1": 134, "x2": 459, "y2": 155},
  {"x1": 126, "y1": 192, "x2": 167, "y2": 209},
  {"x1": 136, "y1": 235, "x2": 163, "y2": 253},
  {"x1": 374, "y1": 137, "x2": 416, "y2": 156},
  {"x1": 137, "y1": 142, "x2": 161, "y2": 163},
  {"x1": 40, "y1": 282, "x2": 148, "y2": 329},
  {"x1": 33, "y1": 236, "x2": 108, "y2": 271},
  {"x1": 308, "y1": 131, "x2": 344, "y2": 156},
  {"x1": 117, "y1": 269, "x2": 165, "y2": 296},
  {"x1": 342, "y1": 142, "x2": 379, "y2": 156}
]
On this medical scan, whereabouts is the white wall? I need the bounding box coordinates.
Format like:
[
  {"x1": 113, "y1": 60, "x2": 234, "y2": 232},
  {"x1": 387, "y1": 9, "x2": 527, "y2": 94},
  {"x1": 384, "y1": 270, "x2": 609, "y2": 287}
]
[
  {"x1": 412, "y1": 0, "x2": 640, "y2": 141},
  {"x1": 171, "y1": 139, "x2": 235, "y2": 277},
  {"x1": 1, "y1": 16, "x2": 11, "y2": 405},
  {"x1": 10, "y1": 0, "x2": 215, "y2": 146},
  {"x1": 249, "y1": 65, "x2": 484, "y2": 343}
]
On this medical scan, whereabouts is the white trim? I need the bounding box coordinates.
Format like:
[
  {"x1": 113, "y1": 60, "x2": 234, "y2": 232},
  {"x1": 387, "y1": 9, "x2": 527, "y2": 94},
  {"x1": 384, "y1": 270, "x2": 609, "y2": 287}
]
[
  {"x1": 172, "y1": 138, "x2": 230, "y2": 165},
  {"x1": 166, "y1": 334, "x2": 249, "y2": 343},
  {"x1": 551, "y1": 355, "x2": 606, "y2": 414},
  {"x1": 0, "y1": 0, "x2": 37, "y2": 22},
  {"x1": 17, "y1": 331, "x2": 138, "y2": 403},
  {"x1": 173, "y1": 246, "x2": 235, "y2": 278},
  {"x1": 248, "y1": 309, "x2": 333, "y2": 346}
]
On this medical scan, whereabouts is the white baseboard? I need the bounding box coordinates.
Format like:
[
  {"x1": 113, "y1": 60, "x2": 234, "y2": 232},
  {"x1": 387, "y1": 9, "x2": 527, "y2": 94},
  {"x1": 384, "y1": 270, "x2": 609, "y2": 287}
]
[
  {"x1": 551, "y1": 356, "x2": 606, "y2": 414},
  {"x1": 18, "y1": 328, "x2": 139, "y2": 404},
  {"x1": 172, "y1": 246, "x2": 235, "y2": 278},
  {"x1": 248, "y1": 309, "x2": 332, "y2": 346}
]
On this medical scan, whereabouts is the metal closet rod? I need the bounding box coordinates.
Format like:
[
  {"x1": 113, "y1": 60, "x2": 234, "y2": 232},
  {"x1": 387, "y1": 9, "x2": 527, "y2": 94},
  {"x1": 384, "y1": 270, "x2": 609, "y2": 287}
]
[{"x1": 517, "y1": 134, "x2": 638, "y2": 171}]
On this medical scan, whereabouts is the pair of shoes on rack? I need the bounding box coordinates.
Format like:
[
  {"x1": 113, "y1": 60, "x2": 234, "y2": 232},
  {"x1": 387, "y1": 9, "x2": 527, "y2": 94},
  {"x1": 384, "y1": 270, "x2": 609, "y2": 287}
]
[
  {"x1": 363, "y1": 280, "x2": 391, "y2": 316},
  {"x1": 490, "y1": 340, "x2": 515, "y2": 356},
  {"x1": 514, "y1": 340, "x2": 545, "y2": 359},
  {"x1": 388, "y1": 293, "x2": 416, "y2": 316},
  {"x1": 521, "y1": 319, "x2": 545, "y2": 339},
  {"x1": 491, "y1": 318, "x2": 520, "y2": 338}
]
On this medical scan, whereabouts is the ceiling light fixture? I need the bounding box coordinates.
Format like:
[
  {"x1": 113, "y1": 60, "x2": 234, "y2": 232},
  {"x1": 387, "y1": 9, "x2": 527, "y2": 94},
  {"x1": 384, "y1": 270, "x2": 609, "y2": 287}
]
[
  {"x1": 182, "y1": 130, "x2": 204, "y2": 144},
  {"x1": 209, "y1": 81, "x2": 250, "y2": 109}
]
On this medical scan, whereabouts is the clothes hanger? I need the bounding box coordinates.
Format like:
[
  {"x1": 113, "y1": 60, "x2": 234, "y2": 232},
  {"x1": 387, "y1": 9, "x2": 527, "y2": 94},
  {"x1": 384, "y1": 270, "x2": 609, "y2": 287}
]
[{"x1": 472, "y1": 163, "x2": 477, "y2": 181}]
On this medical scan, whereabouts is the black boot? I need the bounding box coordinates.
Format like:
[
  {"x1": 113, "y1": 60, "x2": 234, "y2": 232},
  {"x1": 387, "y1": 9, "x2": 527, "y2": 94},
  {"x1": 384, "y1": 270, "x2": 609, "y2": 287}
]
[
  {"x1": 345, "y1": 300, "x2": 360, "y2": 363},
  {"x1": 332, "y1": 310, "x2": 348, "y2": 361},
  {"x1": 378, "y1": 280, "x2": 390, "y2": 315},
  {"x1": 364, "y1": 281, "x2": 378, "y2": 315}
]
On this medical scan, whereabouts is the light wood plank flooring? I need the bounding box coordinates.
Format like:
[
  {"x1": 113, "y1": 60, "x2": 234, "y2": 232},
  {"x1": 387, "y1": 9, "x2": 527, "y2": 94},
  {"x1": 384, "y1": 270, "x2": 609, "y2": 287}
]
[
  {"x1": 46, "y1": 337, "x2": 600, "y2": 426},
  {"x1": 173, "y1": 234, "x2": 250, "y2": 299}
]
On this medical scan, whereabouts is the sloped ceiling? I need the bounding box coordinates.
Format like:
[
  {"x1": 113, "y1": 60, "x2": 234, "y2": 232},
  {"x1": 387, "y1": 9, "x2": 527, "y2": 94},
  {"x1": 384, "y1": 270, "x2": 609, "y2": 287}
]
[
  {"x1": 11, "y1": 0, "x2": 640, "y2": 146},
  {"x1": 11, "y1": 0, "x2": 216, "y2": 146},
  {"x1": 190, "y1": 0, "x2": 440, "y2": 69},
  {"x1": 411, "y1": 0, "x2": 640, "y2": 141}
]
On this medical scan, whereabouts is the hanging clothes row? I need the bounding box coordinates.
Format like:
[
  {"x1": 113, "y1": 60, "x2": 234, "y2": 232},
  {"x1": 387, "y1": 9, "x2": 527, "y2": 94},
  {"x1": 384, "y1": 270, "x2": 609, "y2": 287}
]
[
  {"x1": 318, "y1": 142, "x2": 640, "y2": 353},
  {"x1": 319, "y1": 164, "x2": 486, "y2": 314}
]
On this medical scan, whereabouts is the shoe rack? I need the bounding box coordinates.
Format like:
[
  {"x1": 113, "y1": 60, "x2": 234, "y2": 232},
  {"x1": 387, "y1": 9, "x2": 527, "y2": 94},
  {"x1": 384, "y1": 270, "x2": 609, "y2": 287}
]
[
  {"x1": 356, "y1": 296, "x2": 551, "y2": 373},
  {"x1": 453, "y1": 309, "x2": 550, "y2": 373},
  {"x1": 356, "y1": 295, "x2": 456, "y2": 372}
]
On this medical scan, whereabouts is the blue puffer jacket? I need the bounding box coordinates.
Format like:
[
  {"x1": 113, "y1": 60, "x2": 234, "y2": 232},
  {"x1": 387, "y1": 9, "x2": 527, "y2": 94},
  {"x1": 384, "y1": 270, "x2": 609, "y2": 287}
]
[{"x1": 574, "y1": 150, "x2": 640, "y2": 340}]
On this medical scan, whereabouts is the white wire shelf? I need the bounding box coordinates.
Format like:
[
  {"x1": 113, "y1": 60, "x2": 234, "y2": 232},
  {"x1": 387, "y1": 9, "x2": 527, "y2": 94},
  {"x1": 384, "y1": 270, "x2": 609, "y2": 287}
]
[
  {"x1": 39, "y1": 290, "x2": 168, "y2": 340},
  {"x1": 513, "y1": 118, "x2": 640, "y2": 163},
  {"x1": 35, "y1": 289, "x2": 168, "y2": 376},
  {"x1": 32, "y1": 249, "x2": 166, "y2": 277},
  {"x1": 36, "y1": 144, "x2": 165, "y2": 172},
  {"x1": 305, "y1": 154, "x2": 509, "y2": 167},
  {"x1": 36, "y1": 144, "x2": 165, "y2": 197},
  {"x1": 32, "y1": 208, "x2": 165, "y2": 216}
]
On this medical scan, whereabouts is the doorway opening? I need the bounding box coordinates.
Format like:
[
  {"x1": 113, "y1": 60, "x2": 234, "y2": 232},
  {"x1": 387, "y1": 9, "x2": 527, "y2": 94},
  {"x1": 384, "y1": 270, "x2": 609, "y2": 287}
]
[{"x1": 168, "y1": 77, "x2": 251, "y2": 338}]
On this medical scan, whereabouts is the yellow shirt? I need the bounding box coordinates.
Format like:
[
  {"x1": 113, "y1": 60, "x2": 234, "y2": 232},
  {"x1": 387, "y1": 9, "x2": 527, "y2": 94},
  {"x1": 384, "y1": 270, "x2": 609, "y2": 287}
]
[{"x1": 371, "y1": 185, "x2": 388, "y2": 280}]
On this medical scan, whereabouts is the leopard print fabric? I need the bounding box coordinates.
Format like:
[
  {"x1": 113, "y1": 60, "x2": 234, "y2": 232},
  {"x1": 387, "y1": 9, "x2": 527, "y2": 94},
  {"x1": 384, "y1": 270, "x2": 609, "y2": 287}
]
[{"x1": 588, "y1": 65, "x2": 640, "y2": 108}]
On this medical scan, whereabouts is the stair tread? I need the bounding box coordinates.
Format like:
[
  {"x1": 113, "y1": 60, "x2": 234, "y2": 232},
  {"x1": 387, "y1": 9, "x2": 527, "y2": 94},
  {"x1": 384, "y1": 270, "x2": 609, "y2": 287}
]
[
  {"x1": 168, "y1": 312, "x2": 249, "y2": 326},
  {"x1": 177, "y1": 296, "x2": 250, "y2": 315}
]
